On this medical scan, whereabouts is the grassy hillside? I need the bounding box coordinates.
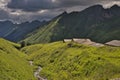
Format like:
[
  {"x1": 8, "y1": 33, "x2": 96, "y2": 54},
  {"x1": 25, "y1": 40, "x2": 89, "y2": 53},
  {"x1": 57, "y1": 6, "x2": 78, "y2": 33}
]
[
  {"x1": 24, "y1": 18, "x2": 61, "y2": 44},
  {"x1": 24, "y1": 5, "x2": 120, "y2": 44},
  {"x1": 87, "y1": 17, "x2": 120, "y2": 42},
  {"x1": 0, "y1": 38, "x2": 36, "y2": 80},
  {"x1": 22, "y1": 41, "x2": 120, "y2": 80},
  {"x1": 0, "y1": 20, "x2": 46, "y2": 42}
]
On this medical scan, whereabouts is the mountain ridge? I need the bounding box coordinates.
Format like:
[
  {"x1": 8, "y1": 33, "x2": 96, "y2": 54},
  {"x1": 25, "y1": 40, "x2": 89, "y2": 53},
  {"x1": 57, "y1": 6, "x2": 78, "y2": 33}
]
[
  {"x1": 23, "y1": 4, "x2": 120, "y2": 44},
  {"x1": 0, "y1": 20, "x2": 47, "y2": 42}
]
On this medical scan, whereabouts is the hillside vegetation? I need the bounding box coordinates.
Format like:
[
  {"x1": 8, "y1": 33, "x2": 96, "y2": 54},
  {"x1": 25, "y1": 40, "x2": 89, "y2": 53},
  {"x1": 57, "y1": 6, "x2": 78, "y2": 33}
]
[
  {"x1": 22, "y1": 41, "x2": 120, "y2": 80},
  {"x1": 24, "y1": 5, "x2": 120, "y2": 44},
  {"x1": 0, "y1": 38, "x2": 36, "y2": 80},
  {"x1": 0, "y1": 20, "x2": 46, "y2": 42}
]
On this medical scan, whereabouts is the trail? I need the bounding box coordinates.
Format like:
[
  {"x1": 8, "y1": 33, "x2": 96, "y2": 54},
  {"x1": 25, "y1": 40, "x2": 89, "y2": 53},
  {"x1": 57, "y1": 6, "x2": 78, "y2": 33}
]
[{"x1": 29, "y1": 61, "x2": 47, "y2": 80}]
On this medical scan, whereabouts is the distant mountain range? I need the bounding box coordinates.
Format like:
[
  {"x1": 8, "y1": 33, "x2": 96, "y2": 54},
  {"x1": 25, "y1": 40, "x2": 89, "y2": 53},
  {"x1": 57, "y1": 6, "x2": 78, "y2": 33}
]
[
  {"x1": 23, "y1": 5, "x2": 120, "y2": 44},
  {"x1": 0, "y1": 20, "x2": 46, "y2": 42},
  {"x1": 1, "y1": 4, "x2": 120, "y2": 80},
  {"x1": 0, "y1": 5, "x2": 120, "y2": 44}
]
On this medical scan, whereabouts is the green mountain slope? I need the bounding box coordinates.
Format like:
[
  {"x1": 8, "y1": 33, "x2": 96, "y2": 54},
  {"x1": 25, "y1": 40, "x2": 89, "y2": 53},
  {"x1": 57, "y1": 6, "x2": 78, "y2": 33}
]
[
  {"x1": 0, "y1": 20, "x2": 46, "y2": 42},
  {"x1": 0, "y1": 38, "x2": 36, "y2": 80},
  {"x1": 22, "y1": 41, "x2": 120, "y2": 80},
  {"x1": 24, "y1": 5, "x2": 120, "y2": 44}
]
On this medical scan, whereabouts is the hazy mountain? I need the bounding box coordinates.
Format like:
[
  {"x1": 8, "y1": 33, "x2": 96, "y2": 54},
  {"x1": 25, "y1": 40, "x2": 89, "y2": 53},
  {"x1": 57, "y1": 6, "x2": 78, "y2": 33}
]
[
  {"x1": 24, "y1": 5, "x2": 120, "y2": 44},
  {"x1": 0, "y1": 20, "x2": 46, "y2": 42}
]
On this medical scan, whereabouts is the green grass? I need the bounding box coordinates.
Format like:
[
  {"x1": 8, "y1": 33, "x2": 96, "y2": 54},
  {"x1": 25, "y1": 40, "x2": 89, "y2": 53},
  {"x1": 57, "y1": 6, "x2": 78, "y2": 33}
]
[
  {"x1": 0, "y1": 38, "x2": 36, "y2": 80},
  {"x1": 24, "y1": 18, "x2": 61, "y2": 44},
  {"x1": 22, "y1": 41, "x2": 120, "y2": 80}
]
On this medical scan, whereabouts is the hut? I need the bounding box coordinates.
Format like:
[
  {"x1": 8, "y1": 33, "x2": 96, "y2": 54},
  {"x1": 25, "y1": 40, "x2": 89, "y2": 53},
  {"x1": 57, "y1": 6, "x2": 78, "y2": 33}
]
[
  {"x1": 91, "y1": 43, "x2": 104, "y2": 47},
  {"x1": 73, "y1": 38, "x2": 86, "y2": 43},
  {"x1": 73, "y1": 38, "x2": 104, "y2": 47},
  {"x1": 73, "y1": 38, "x2": 93, "y2": 45},
  {"x1": 105, "y1": 40, "x2": 120, "y2": 47},
  {"x1": 63, "y1": 39, "x2": 72, "y2": 43}
]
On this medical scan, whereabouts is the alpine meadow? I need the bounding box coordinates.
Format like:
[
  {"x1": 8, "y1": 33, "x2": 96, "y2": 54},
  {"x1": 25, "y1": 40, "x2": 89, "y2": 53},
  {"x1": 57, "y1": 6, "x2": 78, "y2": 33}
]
[{"x1": 0, "y1": 0, "x2": 120, "y2": 80}]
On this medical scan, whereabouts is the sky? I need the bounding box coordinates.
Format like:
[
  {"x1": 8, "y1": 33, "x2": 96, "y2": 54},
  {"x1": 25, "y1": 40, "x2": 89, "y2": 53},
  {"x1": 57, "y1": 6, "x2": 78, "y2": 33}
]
[{"x1": 0, "y1": 0, "x2": 120, "y2": 23}]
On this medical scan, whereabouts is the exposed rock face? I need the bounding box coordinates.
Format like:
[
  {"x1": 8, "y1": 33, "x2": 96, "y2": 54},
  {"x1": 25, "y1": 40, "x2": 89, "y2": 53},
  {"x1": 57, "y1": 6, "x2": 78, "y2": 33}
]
[{"x1": 105, "y1": 40, "x2": 120, "y2": 47}]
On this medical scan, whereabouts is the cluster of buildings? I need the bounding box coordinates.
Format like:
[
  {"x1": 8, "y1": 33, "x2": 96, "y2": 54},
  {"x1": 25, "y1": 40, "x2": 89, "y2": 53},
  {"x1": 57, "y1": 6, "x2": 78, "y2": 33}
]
[{"x1": 63, "y1": 38, "x2": 120, "y2": 47}]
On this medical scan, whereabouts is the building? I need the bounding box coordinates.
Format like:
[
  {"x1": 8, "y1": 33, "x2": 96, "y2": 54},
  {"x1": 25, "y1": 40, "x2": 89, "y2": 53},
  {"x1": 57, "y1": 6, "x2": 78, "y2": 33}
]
[{"x1": 105, "y1": 40, "x2": 120, "y2": 47}]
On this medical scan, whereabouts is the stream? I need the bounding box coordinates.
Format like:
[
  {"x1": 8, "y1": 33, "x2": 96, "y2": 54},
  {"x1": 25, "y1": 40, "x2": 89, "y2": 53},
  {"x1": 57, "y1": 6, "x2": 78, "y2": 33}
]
[{"x1": 29, "y1": 61, "x2": 47, "y2": 80}]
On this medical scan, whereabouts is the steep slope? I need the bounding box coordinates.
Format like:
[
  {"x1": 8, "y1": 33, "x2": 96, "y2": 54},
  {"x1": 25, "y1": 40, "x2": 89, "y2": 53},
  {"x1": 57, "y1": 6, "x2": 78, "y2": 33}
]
[
  {"x1": 0, "y1": 38, "x2": 36, "y2": 80},
  {"x1": 22, "y1": 41, "x2": 120, "y2": 80},
  {"x1": 24, "y1": 5, "x2": 120, "y2": 44},
  {"x1": 24, "y1": 18, "x2": 61, "y2": 44},
  {"x1": 0, "y1": 20, "x2": 46, "y2": 42},
  {"x1": 0, "y1": 21, "x2": 14, "y2": 37}
]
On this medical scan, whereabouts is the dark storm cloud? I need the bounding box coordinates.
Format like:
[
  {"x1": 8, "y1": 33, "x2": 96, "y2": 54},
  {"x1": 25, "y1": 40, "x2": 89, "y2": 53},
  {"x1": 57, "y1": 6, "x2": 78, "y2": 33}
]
[
  {"x1": 0, "y1": 0, "x2": 119, "y2": 23},
  {"x1": 7, "y1": 0, "x2": 116, "y2": 11},
  {"x1": 0, "y1": 9, "x2": 9, "y2": 19},
  {"x1": 7, "y1": 0, "x2": 120, "y2": 12},
  {"x1": 0, "y1": 8, "x2": 62, "y2": 23},
  {"x1": 7, "y1": 0, "x2": 57, "y2": 11}
]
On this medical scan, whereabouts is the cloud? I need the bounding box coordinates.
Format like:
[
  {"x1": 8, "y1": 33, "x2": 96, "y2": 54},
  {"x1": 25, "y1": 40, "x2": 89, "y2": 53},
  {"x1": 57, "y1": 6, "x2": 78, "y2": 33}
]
[
  {"x1": 0, "y1": 9, "x2": 9, "y2": 19},
  {"x1": 102, "y1": 1, "x2": 120, "y2": 8},
  {"x1": 0, "y1": 0, "x2": 120, "y2": 23},
  {"x1": 7, "y1": 0, "x2": 58, "y2": 11},
  {"x1": 7, "y1": 0, "x2": 120, "y2": 12},
  {"x1": 0, "y1": 8, "x2": 63, "y2": 23}
]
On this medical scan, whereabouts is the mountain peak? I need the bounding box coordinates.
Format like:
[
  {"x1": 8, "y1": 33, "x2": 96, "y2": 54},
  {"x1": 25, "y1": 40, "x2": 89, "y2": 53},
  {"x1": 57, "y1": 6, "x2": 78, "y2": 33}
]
[
  {"x1": 111, "y1": 4, "x2": 120, "y2": 9},
  {"x1": 60, "y1": 11, "x2": 68, "y2": 16},
  {"x1": 82, "y1": 4, "x2": 104, "y2": 13},
  {"x1": 87, "y1": 4, "x2": 104, "y2": 9},
  {"x1": 53, "y1": 11, "x2": 68, "y2": 20}
]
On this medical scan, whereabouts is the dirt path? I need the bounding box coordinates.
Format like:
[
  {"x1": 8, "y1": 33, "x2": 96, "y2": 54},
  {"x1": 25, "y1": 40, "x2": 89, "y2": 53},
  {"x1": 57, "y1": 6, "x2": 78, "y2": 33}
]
[{"x1": 29, "y1": 61, "x2": 47, "y2": 80}]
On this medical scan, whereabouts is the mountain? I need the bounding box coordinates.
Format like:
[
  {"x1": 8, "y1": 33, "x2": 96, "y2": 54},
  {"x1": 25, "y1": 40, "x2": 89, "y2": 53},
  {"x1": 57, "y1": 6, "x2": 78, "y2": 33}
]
[
  {"x1": 0, "y1": 21, "x2": 14, "y2": 37},
  {"x1": 24, "y1": 5, "x2": 120, "y2": 44},
  {"x1": 21, "y1": 41, "x2": 120, "y2": 80},
  {"x1": 0, "y1": 38, "x2": 35, "y2": 80},
  {"x1": 0, "y1": 20, "x2": 46, "y2": 42}
]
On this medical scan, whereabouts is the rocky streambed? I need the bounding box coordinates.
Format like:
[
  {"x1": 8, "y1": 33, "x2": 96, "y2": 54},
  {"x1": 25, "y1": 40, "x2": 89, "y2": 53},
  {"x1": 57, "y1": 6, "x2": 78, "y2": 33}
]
[{"x1": 29, "y1": 61, "x2": 47, "y2": 80}]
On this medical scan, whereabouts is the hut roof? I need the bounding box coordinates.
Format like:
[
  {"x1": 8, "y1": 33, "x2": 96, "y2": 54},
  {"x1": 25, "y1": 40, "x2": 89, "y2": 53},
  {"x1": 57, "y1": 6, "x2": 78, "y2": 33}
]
[
  {"x1": 73, "y1": 38, "x2": 92, "y2": 44},
  {"x1": 73, "y1": 38, "x2": 104, "y2": 47},
  {"x1": 64, "y1": 39, "x2": 72, "y2": 42},
  {"x1": 105, "y1": 40, "x2": 120, "y2": 47}
]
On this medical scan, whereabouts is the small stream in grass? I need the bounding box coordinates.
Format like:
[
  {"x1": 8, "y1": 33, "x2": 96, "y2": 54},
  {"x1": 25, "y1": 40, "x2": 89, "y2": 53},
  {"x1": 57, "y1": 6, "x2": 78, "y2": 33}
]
[{"x1": 29, "y1": 61, "x2": 47, "y2": 80}]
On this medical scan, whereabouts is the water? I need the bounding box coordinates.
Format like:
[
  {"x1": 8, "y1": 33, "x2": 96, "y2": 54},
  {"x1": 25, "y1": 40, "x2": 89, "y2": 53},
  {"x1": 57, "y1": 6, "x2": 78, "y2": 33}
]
[{"x1": 29, "y1": 61, "x2": 47, "y2": 80}]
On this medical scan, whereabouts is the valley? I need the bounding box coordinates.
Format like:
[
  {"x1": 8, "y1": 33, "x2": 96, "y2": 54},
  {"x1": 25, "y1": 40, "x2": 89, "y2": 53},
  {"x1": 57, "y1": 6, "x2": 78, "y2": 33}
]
[
  {"x1": 0, "y1": 37, "x2": 120, "y2": 80},
  {"x1": 0, "y1": 20, "x2": 46, "y2": 42},
  {"x1": 0, "y1": 4, "x2": 120, "y2": 80}
]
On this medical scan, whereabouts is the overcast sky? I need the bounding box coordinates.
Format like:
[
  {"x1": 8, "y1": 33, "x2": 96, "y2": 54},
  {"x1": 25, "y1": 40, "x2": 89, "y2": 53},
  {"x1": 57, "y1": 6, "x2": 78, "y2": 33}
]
[{"x1": 0, "y1": 0, "x2": 120, "y2": 23}]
